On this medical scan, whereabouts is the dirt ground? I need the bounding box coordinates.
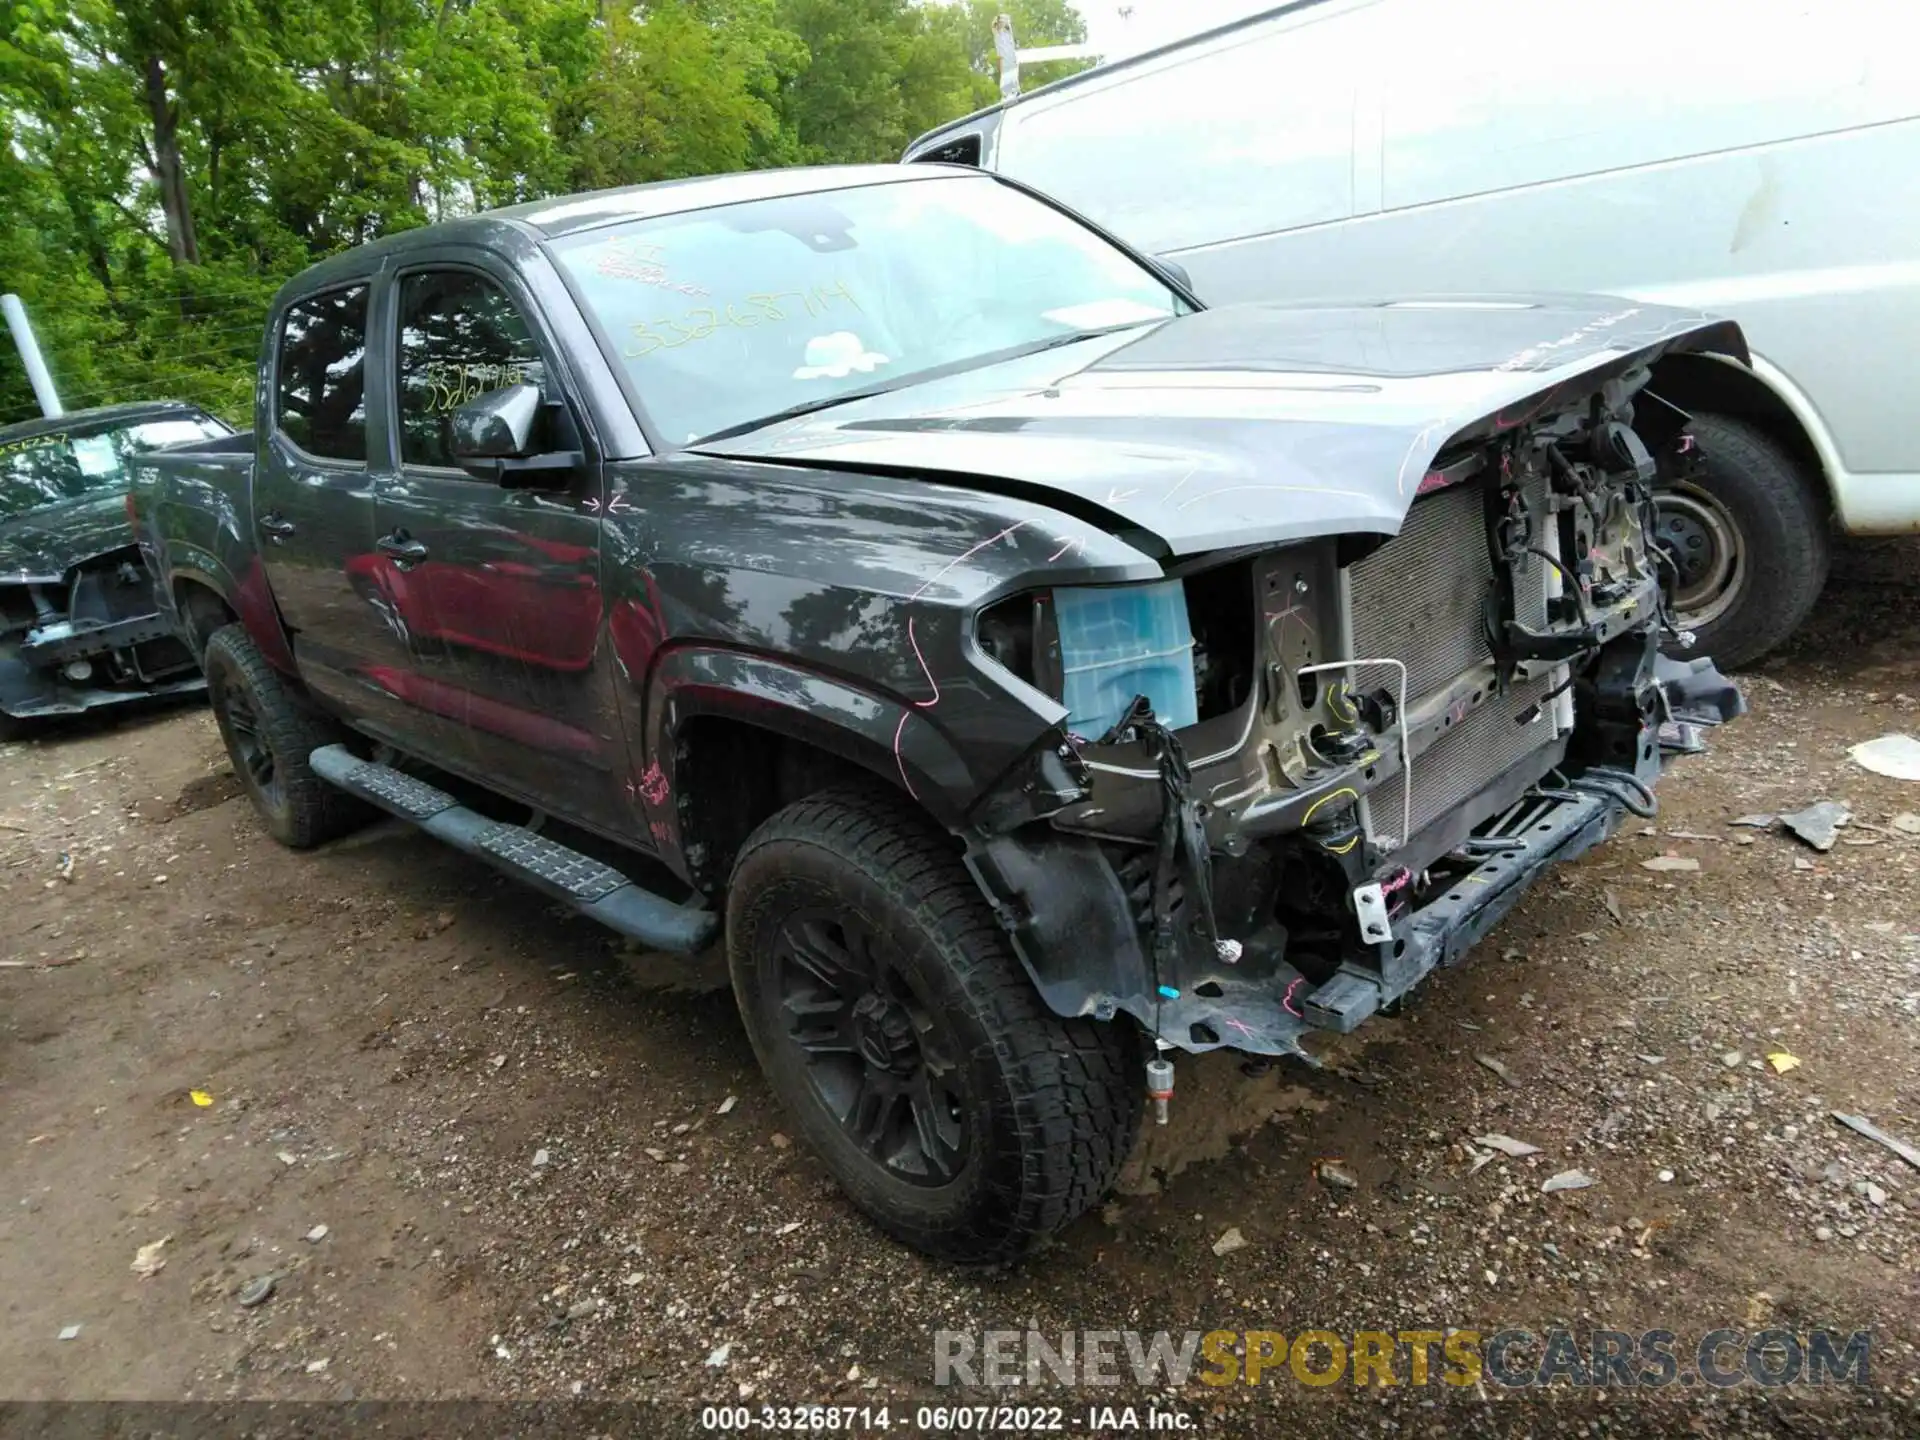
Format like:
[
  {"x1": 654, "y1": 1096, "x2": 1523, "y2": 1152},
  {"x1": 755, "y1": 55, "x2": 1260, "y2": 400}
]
[{"x1": 4, "y1": 541, "x2": 1919, "y2": 1438}]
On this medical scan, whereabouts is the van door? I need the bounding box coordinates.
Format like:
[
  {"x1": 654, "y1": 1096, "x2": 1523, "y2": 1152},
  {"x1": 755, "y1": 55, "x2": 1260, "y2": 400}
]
[{"x1": 255, "y1": 283, "x2": 427, "y2": 739}]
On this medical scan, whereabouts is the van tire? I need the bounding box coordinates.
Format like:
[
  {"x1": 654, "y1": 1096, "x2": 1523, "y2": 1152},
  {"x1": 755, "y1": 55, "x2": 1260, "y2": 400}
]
[
  {"x1": 203, "y1": 623, "x2": 371, "y2": 849},
  {"x1": 726, "y1": 787, "x2": 1140, "y2": 1263},
  {"x1": 1655, "y1": 413, "x2": 1828, "y2": 669}
]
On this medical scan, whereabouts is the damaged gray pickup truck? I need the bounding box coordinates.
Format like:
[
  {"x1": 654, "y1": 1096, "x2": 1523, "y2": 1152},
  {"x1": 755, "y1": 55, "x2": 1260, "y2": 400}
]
[{"x1": 132, "y1": 163, "x2": 1745, "y2": 1262}]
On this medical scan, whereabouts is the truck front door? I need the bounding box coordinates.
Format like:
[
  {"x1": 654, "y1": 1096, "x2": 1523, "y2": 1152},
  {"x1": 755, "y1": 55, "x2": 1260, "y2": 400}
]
[
  {"x1": 256, "y1": 282, "x2": 431, "y2": 742},
  {"x1": 368, "y1": 260, "x2": 629, "y2": 832}
]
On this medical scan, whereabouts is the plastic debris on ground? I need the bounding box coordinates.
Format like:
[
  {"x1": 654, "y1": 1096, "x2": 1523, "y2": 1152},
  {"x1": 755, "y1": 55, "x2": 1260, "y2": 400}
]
[
  {"x1": 1833, "y1": 1112, "x2": 1920, "y2": 1170},
  {"x1": 1767, "y1": 1052, "x2": 1802, "y2": 1074},
  {"x1": 131, "y1": 1237, "x2": 170, "y2": 1277},
  {"x1": 1474, "y1": 1133, "x2": 1542, "y2": 1158},
  {"x1": 1313, "y1": 1159, "x2": 1358, "y2": 1190},
  {"x1": 1641, "y1": 855, "x2": 1700, "y2": 872},
  {"x1": 1542, "y1": 1169, "x2": 1595, "y2": 1193},
  {"x1": 1849, "y1": 733, "x2": 1920, "y2": 781},
  {"x1": 1779, "y1": 800, "x2": 1850, "y2": 852},
  {"x1": 189, "y1": 1090, "x2": 214, "y2": 1108},
  {"x1": 1474, "y1": 1054, "x2": 1519, "y2": 1087}
]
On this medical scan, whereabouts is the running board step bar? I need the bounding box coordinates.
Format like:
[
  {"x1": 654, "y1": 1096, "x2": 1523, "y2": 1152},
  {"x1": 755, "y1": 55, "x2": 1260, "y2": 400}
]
[{"x1": 308, "y1": 745, "x2": 718, "y2": 953}]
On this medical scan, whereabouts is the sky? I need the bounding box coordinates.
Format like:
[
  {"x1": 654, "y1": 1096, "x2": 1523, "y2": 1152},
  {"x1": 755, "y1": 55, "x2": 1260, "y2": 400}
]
[{"x1": 1077, "y1": 0, "x2": 1282, "y2": 59}]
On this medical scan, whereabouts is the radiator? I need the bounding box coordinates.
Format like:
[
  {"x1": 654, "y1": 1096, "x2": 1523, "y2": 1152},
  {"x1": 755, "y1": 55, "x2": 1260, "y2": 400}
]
[{"x1": 1346, "y1": 478, "x2": 1556, "y2": 848}]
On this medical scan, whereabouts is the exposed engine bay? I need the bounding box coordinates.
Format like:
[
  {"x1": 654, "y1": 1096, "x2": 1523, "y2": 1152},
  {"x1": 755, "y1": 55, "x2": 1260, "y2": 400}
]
[
  {"x1": 0, "y1": 548, "x2": 201, "y2": 721},
  {"x1": 966, "y1": 365, "x2": 1745, "y2": 1062}
]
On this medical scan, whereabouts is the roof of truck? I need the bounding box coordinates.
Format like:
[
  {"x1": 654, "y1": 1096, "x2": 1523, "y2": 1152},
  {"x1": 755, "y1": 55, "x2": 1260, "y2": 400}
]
[
  {"x1": 484, "y1": 163, "x2": 934, "y2": 237},
  {"x1": 0, "y1": 400, "x2": 211, "y2": 446},
  {"x1": 904, "y1": 0, "x2": 1329, "y2": 158},
  {"x1": 278, "y1": 164, "x2": 957, "y2": 300}
]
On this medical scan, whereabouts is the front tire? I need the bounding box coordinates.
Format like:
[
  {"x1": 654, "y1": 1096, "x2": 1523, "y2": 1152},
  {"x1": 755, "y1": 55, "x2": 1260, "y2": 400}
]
[
  {"x1": 202, "y1": 623, "x2": 370, "y2": 848},
  {"x1": 727, "y1": 788, "x2": 1140, "y2": 1263},
  {"x1": 1655, "y1": 412, "x2": 1829, "y2": 669}
]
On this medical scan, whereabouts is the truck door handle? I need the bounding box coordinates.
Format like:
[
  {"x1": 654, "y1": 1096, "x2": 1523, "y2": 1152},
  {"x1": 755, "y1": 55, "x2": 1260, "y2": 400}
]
[
  {"x1": 377, "y1": 531, "x2": 430, "y2": 567},
  {"x1": 258, "y1": 512, "x2": 296, "y2": 541}
]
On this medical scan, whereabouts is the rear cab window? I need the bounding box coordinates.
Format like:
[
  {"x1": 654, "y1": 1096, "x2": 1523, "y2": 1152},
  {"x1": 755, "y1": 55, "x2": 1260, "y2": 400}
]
[{"x1": 276, "y1": 287, "x2": 371, "y2": 463}]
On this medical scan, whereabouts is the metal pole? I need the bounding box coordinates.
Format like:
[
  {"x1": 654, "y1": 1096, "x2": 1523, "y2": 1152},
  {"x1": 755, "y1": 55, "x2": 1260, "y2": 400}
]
[
  {"x1": 2, "y1": 293, "x2": 63, "y2": 418},
  {"x1": 993, "y1": 13, "x2": 1020, "y2": 98}
]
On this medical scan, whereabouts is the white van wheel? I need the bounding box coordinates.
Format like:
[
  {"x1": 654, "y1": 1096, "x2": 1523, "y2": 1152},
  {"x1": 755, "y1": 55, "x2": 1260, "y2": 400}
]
[
  {"x1": 1655, "y1": 480, "x2": 1744, "y2": 629},
  {"x1": 1654, "y1": 413, "x2": 1829, "y2": 670}
]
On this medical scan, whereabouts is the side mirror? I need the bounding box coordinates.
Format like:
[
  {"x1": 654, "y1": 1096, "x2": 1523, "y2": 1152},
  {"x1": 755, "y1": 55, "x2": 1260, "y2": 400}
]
[
  {"x1": 452, "y1": 382, "x2": 542, "y2": 461},
  {"x1": 450, "y1": 382, "x2": 581, "y2": 488},
  {"x1": 1154, "y1": 257, "x2": 1194, "y2": 294}
]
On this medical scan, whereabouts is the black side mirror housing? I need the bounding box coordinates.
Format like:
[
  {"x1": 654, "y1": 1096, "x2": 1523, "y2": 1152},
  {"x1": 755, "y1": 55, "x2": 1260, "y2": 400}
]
[
  {"x1": 450, "y1": 382, "x2": 581, "y2": 488},
  {"x1": 453, "y1": 382, "x2": 541, "y2": 459}
]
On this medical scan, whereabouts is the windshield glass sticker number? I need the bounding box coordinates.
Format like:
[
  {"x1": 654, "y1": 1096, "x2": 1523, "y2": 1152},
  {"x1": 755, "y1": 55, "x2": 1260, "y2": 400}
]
[
  {"x1": 624, "y1": 281, "x2": 863, "y2": 358},
  {"x1": 594, "y1": 239, "x2": 709, "y2": 297}
]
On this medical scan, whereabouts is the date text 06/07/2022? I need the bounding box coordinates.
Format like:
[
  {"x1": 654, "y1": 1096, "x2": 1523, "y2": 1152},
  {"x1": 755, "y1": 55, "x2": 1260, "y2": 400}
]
[{"x1": 698, "y1": 1404, "x2": 1196, "y2": 1432}]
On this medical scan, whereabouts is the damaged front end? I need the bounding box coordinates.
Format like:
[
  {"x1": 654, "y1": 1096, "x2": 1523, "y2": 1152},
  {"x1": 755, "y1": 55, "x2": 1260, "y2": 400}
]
[
  {"x1": 0, "y1": 404, "x2": 228, "y2": 727},
  {"x1": 963, "y1": 365, "x2": 1745, "y2": 1068},
  {"x1": 0, "y1": 549, "x2": 203, "y2": 722}
]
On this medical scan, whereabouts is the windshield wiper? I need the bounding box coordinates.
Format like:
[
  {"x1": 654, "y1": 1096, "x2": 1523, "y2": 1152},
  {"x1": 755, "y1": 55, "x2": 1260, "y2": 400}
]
[
  {"x1": 692, "y1": 381, "x2": 902, "y2": 447},
  {"x1": 688, "y1": 321, "x2": 1159, "y2": 447}
]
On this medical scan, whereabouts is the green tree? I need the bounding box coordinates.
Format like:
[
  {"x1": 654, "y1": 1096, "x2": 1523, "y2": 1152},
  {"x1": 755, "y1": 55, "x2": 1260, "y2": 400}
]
[
  {"x1": 559, "y1": 0, "x2": 799, "y2": 190},
  {"x1": 0, "y1": 0, "x2": 1090, "y2": 427}
]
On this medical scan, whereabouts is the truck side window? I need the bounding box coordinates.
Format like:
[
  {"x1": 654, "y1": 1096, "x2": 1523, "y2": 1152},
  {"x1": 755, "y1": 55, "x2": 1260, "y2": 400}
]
[
  {"x1": 276, "y1": 287, "x2": 370, "y2": 463},
  {"x1": 395, "y1": 270, "x2": 545, "y2": 471}
]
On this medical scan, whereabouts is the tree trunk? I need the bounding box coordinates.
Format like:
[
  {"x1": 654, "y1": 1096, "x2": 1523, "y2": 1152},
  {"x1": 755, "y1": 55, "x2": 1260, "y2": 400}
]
[{"x1": 144, "y1": 54, "x2": 201, "y2": 266}]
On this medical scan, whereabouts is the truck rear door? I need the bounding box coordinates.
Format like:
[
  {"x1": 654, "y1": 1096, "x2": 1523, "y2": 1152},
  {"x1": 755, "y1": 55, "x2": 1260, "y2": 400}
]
[{"x1": 256, "y1": 282, "x2": 436, "y2": 743}]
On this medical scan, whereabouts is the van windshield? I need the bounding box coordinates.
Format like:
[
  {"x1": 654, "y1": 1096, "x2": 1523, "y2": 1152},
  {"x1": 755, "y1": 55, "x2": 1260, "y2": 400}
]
[{"x1": 551, "y1": 175, "x2": 1188, "y2": 444}]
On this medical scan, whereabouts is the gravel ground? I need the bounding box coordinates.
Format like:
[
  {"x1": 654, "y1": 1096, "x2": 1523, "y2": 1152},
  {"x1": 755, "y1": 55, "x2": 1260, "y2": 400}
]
[{"x1": 3, "y1": 539, "x2": 1918, "y2": 1438}]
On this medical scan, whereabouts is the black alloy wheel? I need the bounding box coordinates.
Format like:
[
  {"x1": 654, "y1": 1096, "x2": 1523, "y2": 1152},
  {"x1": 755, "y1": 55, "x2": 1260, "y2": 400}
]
[{"x1": 772, "y1": 908, "x2": 968, "y2": 1186}]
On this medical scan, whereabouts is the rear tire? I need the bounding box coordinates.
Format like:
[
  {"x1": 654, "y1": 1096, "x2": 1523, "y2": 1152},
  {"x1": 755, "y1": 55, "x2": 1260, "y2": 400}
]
[
  {"x1": 726, "y1": 787, "x2": 1140, "y2": 1263},
  {"x1": 1655, "y1": 412, "x2": 1829, "y2": 669},
  {"x1": 202, "y1": 623, "x2": 371, "y2": 848}
]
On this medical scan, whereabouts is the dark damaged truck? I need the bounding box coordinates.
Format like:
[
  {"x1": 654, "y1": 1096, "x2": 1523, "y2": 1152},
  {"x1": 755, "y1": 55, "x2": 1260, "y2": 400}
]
[
  {"x1": 131, "y1": 164, "x2": 1746, "y2": 1261},
  {"x1": 2, "y1": 401, "x2": 231, "y2": 733}
]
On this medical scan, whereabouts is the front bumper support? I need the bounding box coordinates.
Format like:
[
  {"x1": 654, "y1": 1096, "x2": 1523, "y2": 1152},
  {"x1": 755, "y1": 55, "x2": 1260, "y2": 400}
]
[
  {"x1": 19, "y1": 611, "x2": 178, "y2": 665},
  {"x1": 1302, "y1": 787, "x2": 1614, "y2": 1033}
]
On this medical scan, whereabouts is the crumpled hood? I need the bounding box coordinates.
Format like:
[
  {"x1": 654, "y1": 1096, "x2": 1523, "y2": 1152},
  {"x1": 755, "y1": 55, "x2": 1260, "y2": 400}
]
[
  {"x1": 694, "y1": 296, "x2": 1744, "y2": 555},
  {"x1": 0, "y1": 492, "x2": 135, "y2": 583}
]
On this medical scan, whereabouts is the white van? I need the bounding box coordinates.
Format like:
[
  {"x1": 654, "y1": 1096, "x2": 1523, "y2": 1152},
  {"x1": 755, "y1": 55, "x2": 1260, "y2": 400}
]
[{"x1": 905, "y1": 0, "x2": 1919, "y2": 666}]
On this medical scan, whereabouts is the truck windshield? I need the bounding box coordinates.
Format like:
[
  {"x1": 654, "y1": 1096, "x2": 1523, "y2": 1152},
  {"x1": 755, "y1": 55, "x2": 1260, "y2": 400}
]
[
  {"x1": 0, "y1": 416, "x2": 229, "y2": 519},
  {"x1": 551, "y1": 175, "x2": 1188, "y2": 444}
]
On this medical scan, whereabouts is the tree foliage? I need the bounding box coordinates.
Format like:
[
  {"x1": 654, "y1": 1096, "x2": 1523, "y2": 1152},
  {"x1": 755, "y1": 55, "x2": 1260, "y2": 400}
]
[{"x1": 0, "y1": 0, "x2": 1089, "y2": 425}]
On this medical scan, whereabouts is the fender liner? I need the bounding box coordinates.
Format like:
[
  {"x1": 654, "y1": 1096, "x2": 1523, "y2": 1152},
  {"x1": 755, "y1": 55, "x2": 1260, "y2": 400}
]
[
  {"x1": 168, "y1": 551, "x2": 296, "y2": 675},
  {"x1": 643, "y1": 645, "x2": 983, "y2": 883},
  {"x1": 963, "y1": 828, "x2": 1151, "y2": 1022}
]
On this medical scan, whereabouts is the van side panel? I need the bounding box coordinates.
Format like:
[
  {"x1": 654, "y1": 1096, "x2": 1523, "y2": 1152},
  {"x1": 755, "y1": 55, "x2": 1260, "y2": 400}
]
[
  {"x1": 1078, "y1": 0, "x2": 1919, "y2": 519},
  {"x1": 1378, "y1": 0, "x2": 1903, "y2": 211},
  {"x1": 991, "y1": 0, "x2": 1383, "y2": 255}
]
